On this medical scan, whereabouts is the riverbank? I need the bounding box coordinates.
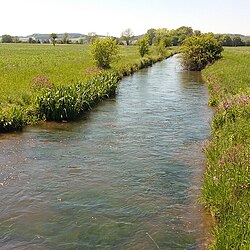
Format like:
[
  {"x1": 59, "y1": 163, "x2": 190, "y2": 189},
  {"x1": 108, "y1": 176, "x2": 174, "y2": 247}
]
[
  {"x1": 0, "y1": 44, "x2": 177, "y2": 132},
  {"x1": 0, "y1": 55, "x2": 212, "y2": 249},
  {"x1": 202, "y1": 47, "x2": 250, "y2": 249}
]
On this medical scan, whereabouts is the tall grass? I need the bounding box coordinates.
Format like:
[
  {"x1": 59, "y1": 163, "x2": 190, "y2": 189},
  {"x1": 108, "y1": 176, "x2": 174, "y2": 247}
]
[
  {"x1": 202, "y1": 47, "x2": 250, "y2": 249},
  {"x1": 0, "y1": 44, "x2": 177, "y2": 132}
]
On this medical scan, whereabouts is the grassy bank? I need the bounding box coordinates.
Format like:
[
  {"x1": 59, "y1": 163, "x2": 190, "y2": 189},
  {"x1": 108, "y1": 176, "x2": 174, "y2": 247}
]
[
  {"x1": 202, "y1": 47, "x2": 250, "y2": 249},
  {"x1": 0, "y1": 44, "x2": 177, "y2": 132}
]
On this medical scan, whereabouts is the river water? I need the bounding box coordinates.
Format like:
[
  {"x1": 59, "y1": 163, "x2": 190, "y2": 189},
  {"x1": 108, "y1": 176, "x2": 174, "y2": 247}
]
[{"x1": 0, "y1": 55, "x2": 213, "y2": 249}]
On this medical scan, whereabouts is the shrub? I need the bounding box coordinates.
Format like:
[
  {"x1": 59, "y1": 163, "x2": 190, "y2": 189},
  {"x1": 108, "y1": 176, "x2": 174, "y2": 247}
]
[
  {"x1": 137, "y1": 38, "x2": 149, "y2": 57},
  {"x1": 91, "y1": 37, "x2": 119, "y2": 69},
  {"x1": 181, "y1": 34, "x2": 223, "y2": 71}
]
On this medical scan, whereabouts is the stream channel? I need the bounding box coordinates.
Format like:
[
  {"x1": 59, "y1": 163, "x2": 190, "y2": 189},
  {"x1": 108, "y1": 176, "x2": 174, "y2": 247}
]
[{"x1": 0, "y1": 55, "x2": 213, "y2": 249}]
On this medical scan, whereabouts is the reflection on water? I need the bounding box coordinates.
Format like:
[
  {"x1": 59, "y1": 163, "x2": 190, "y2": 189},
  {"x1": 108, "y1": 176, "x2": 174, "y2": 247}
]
[{"x1": 0, "y1": 55, "x2": 213, "y2": 249}]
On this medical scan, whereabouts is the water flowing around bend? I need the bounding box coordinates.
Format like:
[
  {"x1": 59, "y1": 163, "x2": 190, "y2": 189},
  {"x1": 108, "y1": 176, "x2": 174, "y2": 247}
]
[{"x1": 0, "y1": 55, "x2": 213, "y2": 249}]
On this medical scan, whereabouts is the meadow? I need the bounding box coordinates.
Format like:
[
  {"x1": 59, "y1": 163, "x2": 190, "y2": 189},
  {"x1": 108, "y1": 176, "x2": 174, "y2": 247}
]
[
  {"x1": 0, "y1": 43, "x2": 176, "y2": 132},
  {"x1": 202, "y1": 47, "x2": 250, "y2": 249},
  {"x1": 0, "y1": 44, "x2": 140, "y2": 107}
]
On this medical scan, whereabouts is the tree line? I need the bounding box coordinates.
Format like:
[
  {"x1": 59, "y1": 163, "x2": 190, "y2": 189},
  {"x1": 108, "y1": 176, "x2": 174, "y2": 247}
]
[{"x1": 1, "y1": 27, "x2": 249, "y2": 46}]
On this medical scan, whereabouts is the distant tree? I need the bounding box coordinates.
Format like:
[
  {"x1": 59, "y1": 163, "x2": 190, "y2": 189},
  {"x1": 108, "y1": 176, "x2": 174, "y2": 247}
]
[
  {"x1": 2, "y1": 34, "x2": 13, "y2": 43},
  {"x1": 86, "y1": 32, "x2": 97, "y2": 44},
  {"x1": 168, "y1": 29, "x2": 179, "y2": 46},
  {"x1": 121, "y1": 28, "x2": 134, "y2": 45},
  {"x1": 221, "y1": 35, "x2": 233, "y2": 46},
  {"x1": 181, "y1": 34, "x2": 223, "y2": 71},
  {"x1": 43, "y1": 39, "x2": 50, "y2": 44},
  {"x1": 50, "y1": 33, "x2": 57, "y2": 46},
  {"x1": 193, "y1": 30, "x2": 201, "y2": 36},
  {"x1": 91, "y1": 37, "x2": 119, "y2": 68},
  {"x1": 145, "y1": 28, "x2": 156, "y2": 46},
  {"x1": 62, "y1": 32, "x2": 69, "y2": 44},
  {"x1": 28, "y1": 37, "x2": 36, "y2": 44},
  {"x1": 79, "y1": 38, "x2": 85, "y2": 44},
  {"x1": 175, "y1": 26, "x2": 193, "y2": 44},
  {"x1": 137, "y1": 37, "x2": 149, "y2": 57},
  {"x1": 13, "y1": 36, "x2": 20, "y2": 43},
  {"x1": 245, "y1": 40, "x2": 250, "y2": 46},
  {"x1": 153, "y1": 28, "x2": 172, "y2": 49},
  {"x1": 232, "y1": 36, "x2": 244, "y2": 46}
]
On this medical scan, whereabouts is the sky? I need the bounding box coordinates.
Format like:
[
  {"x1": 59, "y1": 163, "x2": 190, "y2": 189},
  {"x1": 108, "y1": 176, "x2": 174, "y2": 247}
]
[{"x1": 1, "y1": 0, "x2": 249, "y2": 37}]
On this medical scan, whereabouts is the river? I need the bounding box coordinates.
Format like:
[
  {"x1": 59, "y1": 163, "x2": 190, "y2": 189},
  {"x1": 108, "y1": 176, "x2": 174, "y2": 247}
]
[{"x1": 0, "y1": 55, "x2": 213, "y2": 249}]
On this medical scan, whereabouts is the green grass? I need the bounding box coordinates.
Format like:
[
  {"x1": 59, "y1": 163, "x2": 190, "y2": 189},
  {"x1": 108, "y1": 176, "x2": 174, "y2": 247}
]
[
  {"x1": 0, "y1": 43, "x2": 177, "y2": 132},
  {"x1": 202, "y1": 47, "x2": 250, "y2": 249},
  {"x1": 0, "y1": 44, "x2": 139, "y2": 107}
]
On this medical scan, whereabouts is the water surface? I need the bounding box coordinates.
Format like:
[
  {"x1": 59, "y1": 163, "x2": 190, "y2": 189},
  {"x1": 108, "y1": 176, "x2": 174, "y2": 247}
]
[{"x1": 0, "y1": 55, "x2": 213, "y2": 249}]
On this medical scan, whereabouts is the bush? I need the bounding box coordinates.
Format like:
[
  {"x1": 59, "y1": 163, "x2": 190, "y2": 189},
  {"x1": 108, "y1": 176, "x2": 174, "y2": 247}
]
[
  {"x1": 91, "y1": 37, "x2": 119, "y2": 69},
  {"x1": 181, "y1": 34, "x2": 223, "y2": 71},
  {"x1": 137, "y1": 38, "x2": 149, "y2": 57}
]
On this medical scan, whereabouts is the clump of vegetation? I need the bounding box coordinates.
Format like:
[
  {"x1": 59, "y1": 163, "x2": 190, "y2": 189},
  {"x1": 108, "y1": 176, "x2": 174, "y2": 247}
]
[
  {"x1": 137, "y1": 37, "x2": 149, "y2": 57},
  {"x1": 30, "y1": 75, "x2": 54, "y2": 91},
  {"x1": 91, "y1": 37, "x2": 120, "y2": 69},
  {"x1": 50, "y1": 33, "x2": 58, "y2": 46},
  {"x1": 0, "y1": 43, "x2": 177, "y2": 132},
  {"x1": 181, "y1": 34, "x2": 223, "y2": 71},
  {"x1": 37, "y1": 72, "x2": 120, "y2": 121},
  {"x1": 202, "y1": 47, "x2": 250, "y2": 249},
  {"x1": 0, "y1": 106, "x2": 26, "y2": 133}
]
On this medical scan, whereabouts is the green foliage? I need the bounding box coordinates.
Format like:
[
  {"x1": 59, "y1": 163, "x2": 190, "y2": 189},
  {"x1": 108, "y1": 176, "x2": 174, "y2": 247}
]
[
  {"x1": 37, "y1": 72, "x2": 120, "y2": 121},
  {"x1": 50, "y1": 33, "x2": 58, "y2": 46},
  {"x1": 202, "y1": 47, "x2": 250, "y2": 249},
  {"x1": 86, "y1": 32, "x2": 98, "y2": 44},
  {"x1": 1, "y1": 34, "x2": 13, "y2": 43},
  {"x1": 0, "y1": 106, "x2": 26, "y2": 132},
  {"x1": 145, "y1": 28, "x2": 156, "y2": 46},
  {"x1": 62, "y1": 32, "x2": 69, "y2": 44},
  {"x1": 137, "y1": 38, "x2": 149, "y2": 57},
  {"x1": 181, "y1": 34, "x2": 223, "y2": 71},
  {"x1": 91, "y1": 37, "x2": 119, "y2": 69},
  {"x1": 121, "y1": 28, "x2": 134, "y2": 45},
  {"x1": 0, "y1": 43, "x2": 177, "y2": 132},
  {"x1": 153, "y1": 28, "x2": 169, "y2": 46}
]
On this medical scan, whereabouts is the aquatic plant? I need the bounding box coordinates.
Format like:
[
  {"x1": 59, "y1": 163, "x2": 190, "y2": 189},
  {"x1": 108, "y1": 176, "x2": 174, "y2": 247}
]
[{"x1": 37, "y1": 72, "x2": 120, "y2": 121}]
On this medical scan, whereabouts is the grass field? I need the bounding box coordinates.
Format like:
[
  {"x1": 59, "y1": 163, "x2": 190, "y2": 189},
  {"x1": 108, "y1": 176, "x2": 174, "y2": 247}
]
[
  {"x1": 202, "y1": 47, "x2": 250, "y2": 249},
  {"x1": 0, "y1": 44, "x2": 143, "y2": 107},
  {"x1": 0, "y1": 43, "x2": 176, "y2": 132}
]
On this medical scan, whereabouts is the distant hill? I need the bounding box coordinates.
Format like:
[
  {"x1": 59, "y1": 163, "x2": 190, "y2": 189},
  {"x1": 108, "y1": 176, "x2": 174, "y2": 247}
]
[{"x1": 26, "y1": 33, "x2": 86, "y2": 40}]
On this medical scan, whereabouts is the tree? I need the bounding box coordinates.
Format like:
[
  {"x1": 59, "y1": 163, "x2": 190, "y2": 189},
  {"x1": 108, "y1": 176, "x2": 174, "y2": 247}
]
[
  {"x1": 86, "y1": 32, "x2": 98, "y2": 44},
  {"x1": 232, "y1": 36, "x2": 244, "y2": 46},
  {"x1": 50, "y1": 33, "x2": 57, "y2": 46},
  {"x1": 1, "y1": 34, "x2": 13, "y2": 43},
  {"x1": 137, "y1": 37, "x2": 149, "y2": 57},
  {"x1": 175, "y1": 26, "x2": 193, "y2": 44},
  {"x1": 121, "y1": 28, "x2": 134, "y2": 45},
  {"x1": 221, "y1": 35, "x2": 233, "y2": 46},
  {"x1": 13, "y1": 36, "x2": 20, "y2": 43},
  {"x1": 181, "y1": 34, "x2": 223, "y2": 71},
  {"x1": 154, "y1": 28, "x2": 172, "y2": 47},
  {"x1": 193, "y1": 30, "x2": 201, "y2": 36},
  {"x1": 91, "y1": 37, "x2": 119, "y2": 68},
  {"x1": 145, "y1": 28, "x2": 156, "y2": 46},
  {"x1": 62, "y1": 32, "x2": 69, "y2": 44}
]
